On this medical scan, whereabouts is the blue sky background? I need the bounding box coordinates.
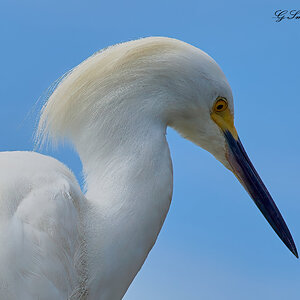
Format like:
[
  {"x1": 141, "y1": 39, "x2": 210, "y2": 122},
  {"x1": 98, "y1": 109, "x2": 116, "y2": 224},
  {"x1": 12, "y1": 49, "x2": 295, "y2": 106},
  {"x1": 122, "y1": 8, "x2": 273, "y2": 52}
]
[{"x1": 1, "y1": 1, "x2": 300, "y2": 299}]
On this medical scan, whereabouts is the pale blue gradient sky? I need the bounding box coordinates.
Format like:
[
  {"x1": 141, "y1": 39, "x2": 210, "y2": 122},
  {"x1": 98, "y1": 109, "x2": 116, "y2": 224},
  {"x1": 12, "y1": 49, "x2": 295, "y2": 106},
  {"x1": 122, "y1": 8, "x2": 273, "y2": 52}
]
[{"x1": 1, "y1": 1, "x2": 300, "y2": 299}]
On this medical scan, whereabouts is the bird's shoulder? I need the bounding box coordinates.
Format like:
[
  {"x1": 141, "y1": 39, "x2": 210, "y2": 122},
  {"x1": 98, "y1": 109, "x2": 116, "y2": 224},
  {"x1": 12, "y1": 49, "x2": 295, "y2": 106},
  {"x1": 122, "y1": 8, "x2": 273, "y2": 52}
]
[{"x1": 0, "y1": 151, "x2": 87, "y2": 300}]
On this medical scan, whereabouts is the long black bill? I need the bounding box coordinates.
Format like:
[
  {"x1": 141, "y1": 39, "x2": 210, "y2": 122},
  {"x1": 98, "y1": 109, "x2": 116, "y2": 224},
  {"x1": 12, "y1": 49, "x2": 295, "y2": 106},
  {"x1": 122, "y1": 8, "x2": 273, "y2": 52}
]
[{"x1": 224, "y1": 130, "x2": 298, "y2": 258}]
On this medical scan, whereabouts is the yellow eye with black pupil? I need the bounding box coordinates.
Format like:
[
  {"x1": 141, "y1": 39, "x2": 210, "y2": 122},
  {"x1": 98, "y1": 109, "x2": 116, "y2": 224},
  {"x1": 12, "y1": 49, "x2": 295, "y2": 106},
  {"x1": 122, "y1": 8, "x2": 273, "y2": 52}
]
[{"x1": 214, "y1": 98, "x2": 228, "y2": 112}]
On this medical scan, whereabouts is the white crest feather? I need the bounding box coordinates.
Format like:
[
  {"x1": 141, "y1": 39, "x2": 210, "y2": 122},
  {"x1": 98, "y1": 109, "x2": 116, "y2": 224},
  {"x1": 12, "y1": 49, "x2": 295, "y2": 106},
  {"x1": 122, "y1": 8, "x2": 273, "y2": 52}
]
[{"x1": 36, "y1": 37, "x2": 192, "y2": 147}]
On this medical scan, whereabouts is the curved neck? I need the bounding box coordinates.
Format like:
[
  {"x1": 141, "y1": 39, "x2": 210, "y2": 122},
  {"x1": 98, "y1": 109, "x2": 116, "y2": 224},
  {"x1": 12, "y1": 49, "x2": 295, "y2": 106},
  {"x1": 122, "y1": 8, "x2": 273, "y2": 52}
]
[{"x1": 76, "y1": 114, "x2": 173, "y2": 299}]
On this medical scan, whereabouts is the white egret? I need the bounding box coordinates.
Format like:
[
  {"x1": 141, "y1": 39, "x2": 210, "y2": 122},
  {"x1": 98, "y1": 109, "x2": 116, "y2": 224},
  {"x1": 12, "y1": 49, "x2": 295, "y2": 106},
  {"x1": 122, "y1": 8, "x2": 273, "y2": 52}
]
[{"x1": 0, "y1": 37, "x2": 297, "y2": 300}]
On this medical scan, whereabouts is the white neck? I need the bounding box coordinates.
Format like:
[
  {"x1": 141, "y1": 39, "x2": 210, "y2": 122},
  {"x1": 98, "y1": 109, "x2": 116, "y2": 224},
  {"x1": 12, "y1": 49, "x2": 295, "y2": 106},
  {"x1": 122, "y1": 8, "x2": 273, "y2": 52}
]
[
  {"x1": 37, "y1": 37, "x2": 222, "y2": 299},
  {"x1": 76, "y1": 113, "x2": 173, "y2": 299}
]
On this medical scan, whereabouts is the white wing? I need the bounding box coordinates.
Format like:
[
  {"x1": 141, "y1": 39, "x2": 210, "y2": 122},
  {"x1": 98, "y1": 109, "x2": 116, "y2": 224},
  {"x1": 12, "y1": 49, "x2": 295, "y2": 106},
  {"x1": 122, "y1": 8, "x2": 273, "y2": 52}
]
[{"x1": 0, "y1": 151, "x2": 87, "y2": 300}]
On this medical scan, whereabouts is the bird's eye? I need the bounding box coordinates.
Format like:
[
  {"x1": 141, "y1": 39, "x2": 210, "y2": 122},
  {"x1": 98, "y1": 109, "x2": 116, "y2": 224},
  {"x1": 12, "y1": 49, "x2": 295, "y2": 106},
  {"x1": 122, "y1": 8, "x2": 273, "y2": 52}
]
[{"x1": 213, "y1": 98, "x2": 228, "y2": 113}]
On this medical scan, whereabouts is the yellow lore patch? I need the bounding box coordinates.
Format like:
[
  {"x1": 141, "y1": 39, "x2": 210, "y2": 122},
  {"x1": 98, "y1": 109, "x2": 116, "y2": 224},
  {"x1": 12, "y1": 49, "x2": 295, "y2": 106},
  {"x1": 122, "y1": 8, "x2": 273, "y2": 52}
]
[{"x1": 211, "y1": 98, "x2": 238, "y2": 140}]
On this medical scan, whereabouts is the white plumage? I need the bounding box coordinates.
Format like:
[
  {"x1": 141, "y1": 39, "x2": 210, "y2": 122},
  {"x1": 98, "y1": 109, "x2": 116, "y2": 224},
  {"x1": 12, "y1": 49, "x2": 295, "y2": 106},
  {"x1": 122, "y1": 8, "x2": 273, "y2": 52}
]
[
  {"x1": 0, "y1": 37, "x2": 297, "y2": 299},
  {"x1": 0, "y1": 152, "x2": 86, "y2": 299}
]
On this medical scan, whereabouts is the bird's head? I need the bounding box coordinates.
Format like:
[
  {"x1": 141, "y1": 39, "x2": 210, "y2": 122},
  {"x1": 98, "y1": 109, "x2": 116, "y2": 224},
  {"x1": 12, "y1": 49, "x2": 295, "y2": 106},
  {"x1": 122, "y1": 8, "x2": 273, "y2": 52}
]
[{"x1": 147, "y1": 37, "x2": 298, "y2": 258}]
